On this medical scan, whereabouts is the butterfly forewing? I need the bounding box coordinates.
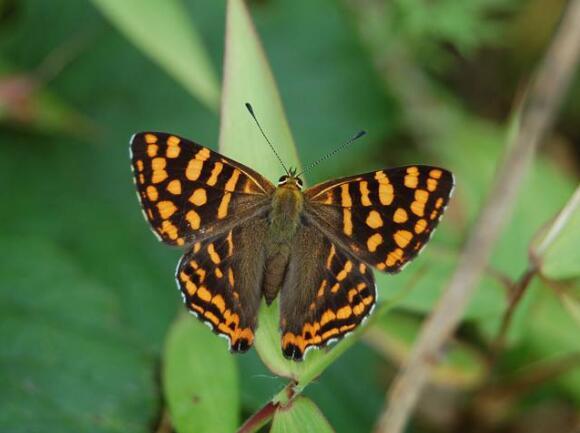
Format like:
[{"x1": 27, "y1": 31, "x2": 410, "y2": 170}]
[
  {"x1": 305, "y1": 166, "x2": 454, "y2": 272},
  {"x1": 130, "y1": 132, "x2": 274, "y2": 246}
]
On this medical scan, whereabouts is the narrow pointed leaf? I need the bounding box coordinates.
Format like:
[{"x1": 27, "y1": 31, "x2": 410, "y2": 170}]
[
  {"x1": 218, "y1": 0, "x2": 301, "y2": 378},
  {"x1": 534, "y1": 186, "x2": 580, "y2": 279},
  {"x1": 91, "y1": 0, "x2": 220, "y2": 111}
]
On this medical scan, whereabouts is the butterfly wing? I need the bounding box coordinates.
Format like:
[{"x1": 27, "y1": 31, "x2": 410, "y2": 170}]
[
  {"x1": 304, "y1": 166, "x2": 454, "y2": 272},
  {"x1": 279, "y1": 223, "x2": 376, "y2": 360},
  {"x1": 130, "y1": 132, "x2": 275, "y2": 246},
  {"x1": 131, "y1": 132, "x2": 275, "y2": 352},
  {"x1": 177, "y1": 217, "x2": 270, "y2": 353}
]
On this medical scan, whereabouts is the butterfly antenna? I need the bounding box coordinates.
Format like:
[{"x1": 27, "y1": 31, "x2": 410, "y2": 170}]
[
  {"x1": 296, "y1": 130, "x2": 366, "y2": 177},
  {"x1": 245, "y1": 103, "x2": 289, "y2": 175}
]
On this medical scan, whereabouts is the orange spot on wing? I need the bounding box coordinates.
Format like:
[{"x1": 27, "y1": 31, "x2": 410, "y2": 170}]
[
  {"x1": 394, "y1": 230, "x2": 413, "y2": 248},
  {"x1": 146, "y1": 185, "x2": 158, "y2": 201},
  {"x1": 359, "y1": 181, "x2": 372, "y2": 206},
  {"x1": 217, "y1": 192, "x2": 232, "y2": 219},
  {"x1": 207, "y1": 161, "x2": 223, "y2": 186},
  {"x1": 393, "y1": 208, "x2": 408, "y2": 223},
  {"x1": 197, "y1": 286, "x2": 212, "y2": 302},
  {"x1": 430, "y1": 169, "x2": 442, "y2": 179},
  {"x1": 207, "y1": 243, "x2": 221, "y2": 264},
  {"x1": 225, "y1": 170, "x2": 241, "y2": 192},
  {"x1": 144, "y1": 134, "x2": 158, "y2": 144},
  {"x1": 186, "y1": 210, "x2": 201, "y2": 229},
  {"x1": 367, "y1": 233, "x2": 383, "y2": 252},
  {"x1": 189, "y1": 188, "x2": 207, "y2": 206},
  {"x1": 340, "y1": 183, "x2": 352, "y2": 207},
  {"x1": 415, "y1": 219, "x2": 427, "y2": 234},
  {"x1": 186, "y1": 159, "x2": 203, "y2": 181},
  {"x1": 366, "y1": 210, "x2": 383, "y2": 228},
  {"x1": 343, "y1": 208, "x2": 353, "y2": 236},
  {"x1": 166, "y1": 179, "x2": 182, "y2": 195},
  {"x1": 157, "y1": 200, "x2": 177, "y2": 219}
]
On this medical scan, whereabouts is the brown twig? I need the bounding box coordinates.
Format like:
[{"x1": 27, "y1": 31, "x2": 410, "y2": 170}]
[
  {"x1": 237, "y1": 400, "x2": 278, "y2": 433},
  {"x1": 373, "y1": 1, "x2": 580, "y2": 432},
  {"x1": 488, "y1": 267, "x2": 538, "y2": 365}
]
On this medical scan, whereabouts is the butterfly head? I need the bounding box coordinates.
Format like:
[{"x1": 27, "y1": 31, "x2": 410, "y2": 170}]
[{"x1": 278, "y1": 167, "x2": 303, "y2": 190}]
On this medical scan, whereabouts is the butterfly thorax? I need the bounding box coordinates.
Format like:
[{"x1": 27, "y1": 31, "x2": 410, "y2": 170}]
[
  {"x1": 262, "y1": 181, "x2": 304, "y2": 304},
  {"x1": 269, "y1": 182, "x2": 304, "y2": 243}
]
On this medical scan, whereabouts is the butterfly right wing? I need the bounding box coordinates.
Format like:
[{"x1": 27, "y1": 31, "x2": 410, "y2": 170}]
[
  {"x1": 279, "y1": 223, "x2": 376, "y2": 360},
  {"x1": 304, "y1": 166, "x2": 454, "y2": 272},
  {"x1": 177, "y1": 217, "x2": 269, "y2": 353},
  {"x1": 130, "y1": 132, "x2": 275, "y2": 246}
]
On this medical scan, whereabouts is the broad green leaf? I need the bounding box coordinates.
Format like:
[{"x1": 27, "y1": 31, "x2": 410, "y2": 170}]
[
  {"x1": 534, "y1": 186, "x2": 580, "y2": 279},
  {"x1": 270, "y1": 397, "x2": 335, "y2": 433},
  {"x1": 90, "y1": 0, "x2": 220, "y2": 111},
  {"x1": 217, "y1": 0, "x2": 302, "y2": 379},
  {"x1": 0, "y1": 237, "x2": 157, "y2": 433},
  {"x1": 163, "y1": 315, "x2": 239, "y2": 433}
]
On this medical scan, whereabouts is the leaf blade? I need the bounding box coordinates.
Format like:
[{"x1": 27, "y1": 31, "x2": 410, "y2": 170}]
[
  {"x1": 270, "y1": 397, "x2": 335, "y2": 433},
  {"x1": 163, "y1": 316, "x2": 240, "y2": 433},
  {"x1": 91, "y1": 0, "x2": 220, "y2": 111}
]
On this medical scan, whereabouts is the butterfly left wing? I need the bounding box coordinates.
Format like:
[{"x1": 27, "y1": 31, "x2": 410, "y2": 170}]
[
  {"x1": 304, "y1": 165, "x2": 454, "y2": 272},
  {"x1": 279, "y1": 223, "x2": 375, "y2": 360},
  {"x1": 130, "y1": 132, "x2": 275, "y2": 246},
  {"x1": 177, "y1": 217, "x2": 269, "y2": 353}
]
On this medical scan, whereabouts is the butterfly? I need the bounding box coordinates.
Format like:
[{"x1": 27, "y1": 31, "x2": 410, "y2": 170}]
[{"x1": 130, "y1": 129, "x2": 454, "y2": 361}]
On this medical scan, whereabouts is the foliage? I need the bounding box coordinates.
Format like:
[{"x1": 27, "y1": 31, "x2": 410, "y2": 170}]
[{"x1": 0, "y1": 0, "x2": 578, "y2": 432}]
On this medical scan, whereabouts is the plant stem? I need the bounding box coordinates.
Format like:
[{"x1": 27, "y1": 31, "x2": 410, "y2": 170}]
[
  {"x1": 489, "y1": 268, "x2": 537, "y2": 365},
  {"x1": 237, "y1": 401, "x2": 278, "y2": 433}
]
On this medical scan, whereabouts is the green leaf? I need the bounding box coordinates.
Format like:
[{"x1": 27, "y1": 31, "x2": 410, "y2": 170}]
[
  {"x1": 534, "y1": 186, "x2": 580, "y2": 279},
  {"x1": 270, "y1": 397, "x2": 335, "y2": 433},
  {"x1": 218, "y1": 0, "x2": 301, "y2": 379},
  {"x1": 218, "y1": 0, "x2": 300, "y2": 175},
  {"x1": 0, "y1": 237, "x2": 158, "y2": 433},
  {"x1": 90, "y1": 0, "x2": 220, "y2": 111},
  {"x1": 522, "y1": 283, "x2": 580, "y2": 402},
  {"x1": 163, "y1": 315, "x2": 240, "y2": 433}
]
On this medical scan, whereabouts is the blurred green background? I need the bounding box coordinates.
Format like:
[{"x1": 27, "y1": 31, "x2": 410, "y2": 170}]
[{"x1": 0, "y1": 0, "x2": 579, "y2": 432}]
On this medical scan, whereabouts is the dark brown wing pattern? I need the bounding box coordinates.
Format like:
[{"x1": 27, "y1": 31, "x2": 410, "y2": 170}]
[
  {"x1": 304, "y1": 165, "x2": 454, "y2": 272},
  {"x1": 176, "y1": 218, "x2": 269, "y2": 353},
  {"x1": 276, "y1": 165, "x2": 453, "y2": 360},
  {"x1": 130, "y1": 132, "x2": 274, "y2": 246},
  {"x1": 279, "y1": 223, "x2": 376, "y2": 360},
  {"x1": 130, "y1": 132, "x2": 274, "y2": 351}
]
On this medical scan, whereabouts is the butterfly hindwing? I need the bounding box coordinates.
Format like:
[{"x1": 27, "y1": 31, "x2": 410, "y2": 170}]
[
  {"x1": 279, "y1": 223, "x2": 376, "y2": 360},
  {"x1": 130, "y1": 132, "x2": 274, "y2": 246},
  {"x1": 176, "y1": 217, "x2": 270, "y2": 352},
  {"x1": 305, "y1": 166, "x2": 454, "y2": 272}
]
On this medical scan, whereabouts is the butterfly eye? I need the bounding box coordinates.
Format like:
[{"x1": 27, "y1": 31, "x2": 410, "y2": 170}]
[
  {"x1": 278, "y1": 175, "x2": 288, "y2": 185},
  {"x1": 296, "y1": 178, "x2": 303, "y2": 189}
]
